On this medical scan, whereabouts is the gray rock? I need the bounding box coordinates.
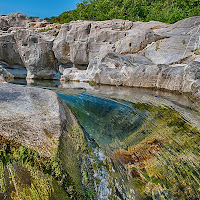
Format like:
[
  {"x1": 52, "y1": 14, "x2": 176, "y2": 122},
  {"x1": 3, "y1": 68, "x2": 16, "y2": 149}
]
[
  {"x1": 53, "y1": 19, "x2": 168, "y2": 67},
  {"x1": 0, "y1": 32, "x2": 24, "y2": 66},
  {"x1": 53, "y1": 21, "x2": 91, "y2": 65},
  {"x1": 0, "y1": 13, "x2": 27, "y2": 31},
  {"x1": 114, "y1": 29, "x2": 164, "y2": 54},
  {"x1": 155, "y1": 16, "x2": 200, "y2": 36},
  {"x1": 13, "y1": 28, "x2": 58, "y2": 79},
  {"x1": 144, "y1": 35, "x2": 198, "y2": 64},
  {"x1": 0, "y1": 84, "x2": 86, "y2": 157},
  {"x1": 84, "y1": 52, "x2": 200, "y2": 99},
  {"x1": 0, "y1": 13, "x2": 199, "y2": 99},
  {"x1": 124, "y1": 54, "x2": 153, "y2": 65},
  {"x1": 0, "y1": 64, "x2": 14, "y2": 82},
  {"x1": 0, "y1": 84, "x2": 88, "y2": 194},
  {"x1": 61, "y1": 68, "x2": 87, "y2": 82}
]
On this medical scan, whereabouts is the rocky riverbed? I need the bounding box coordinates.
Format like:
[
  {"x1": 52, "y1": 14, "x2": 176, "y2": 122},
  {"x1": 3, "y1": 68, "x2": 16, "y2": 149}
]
[{"x1": 0, "y1": 13, "x2": 199, "y2": 100}]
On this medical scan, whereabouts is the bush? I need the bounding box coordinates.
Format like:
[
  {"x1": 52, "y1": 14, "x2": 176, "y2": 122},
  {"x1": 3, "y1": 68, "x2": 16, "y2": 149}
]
[{"x1": 45, "y1": 0, "x2": 200, "y2": 24}]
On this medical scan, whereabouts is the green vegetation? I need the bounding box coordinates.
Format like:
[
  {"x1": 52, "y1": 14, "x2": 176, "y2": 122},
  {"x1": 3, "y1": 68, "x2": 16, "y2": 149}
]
[
  {"x1": 195, "y1": 48, "x2": 200, "y2": 55},
  {"x1": 29, "y1": 16, "x2": 40, "y2": 19},
  {"x1": 39, "y1": 28, "x2": 52, "y2": 32},
  {"x1": 45, "y1": 0, "x2": 200, "y2": 24},
  {"x1": 156, "y1": 40, "x2": 161, "y2": 51},
  {"x1": 0, "y1": 125, "x2": 93, "y2": 200}
]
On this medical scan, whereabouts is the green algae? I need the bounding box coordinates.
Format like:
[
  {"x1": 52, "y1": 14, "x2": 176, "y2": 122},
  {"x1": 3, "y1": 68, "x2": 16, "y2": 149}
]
[
  {"x1": 0, "y1": 126, "x2": 92, "y2": 200},
  {"x1": 111, "y1": 103, "x2": 200, "y2": 200}
]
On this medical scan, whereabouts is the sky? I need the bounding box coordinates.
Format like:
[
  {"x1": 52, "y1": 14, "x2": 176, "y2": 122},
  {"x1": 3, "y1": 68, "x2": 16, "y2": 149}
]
[{"x1": 0, "y1": 0, "x2": 81, "y2": 19}]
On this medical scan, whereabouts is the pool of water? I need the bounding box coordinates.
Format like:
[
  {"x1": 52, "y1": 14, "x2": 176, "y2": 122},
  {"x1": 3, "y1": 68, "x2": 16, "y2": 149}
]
[{"x1": 8, "y1": 79, "x2": 200, "y2": 200}]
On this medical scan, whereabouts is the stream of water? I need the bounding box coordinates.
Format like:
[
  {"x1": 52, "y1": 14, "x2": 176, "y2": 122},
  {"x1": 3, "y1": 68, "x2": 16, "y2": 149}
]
[{"x1": 9, "y1": 79, "x2": 200, "y2": 200}]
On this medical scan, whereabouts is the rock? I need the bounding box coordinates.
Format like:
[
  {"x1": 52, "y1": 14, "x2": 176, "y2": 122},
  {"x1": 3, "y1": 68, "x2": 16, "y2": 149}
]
[
  {"x1": 86, "y1": 52, "x2": 164, "y2": 87},
  {"x1": 155, "y1": 16, "x2": 200, "y2": 36},
  {"x1": 0, "y1": 13, "x2": 199, "y2": 99},
  {"x1": 0, "y1": 13, "x2": 27, "y2": 31},
  {"x1": 144, "y1": 35, "x2": 198, "y2": 64},
  {"x1": 0, "y1": 84, "x2": 85, "y2": 156},
  {"x1": 0, "y1": 60, "x2": 27, "y2": 79},
  {"x1": 124, "y1": 54, "x2": 154, "y2": 65},
  {"x1": 114, "y1": 29, "x2": 164, "y2": 54},
  {"x1": 0, "y1": 32, "x2": 24, "y2": 66},
  {"x1": 0, "y1": 84, "x2": 89, "y2": 198},
  {"x1": 0, "y1": 64, "x2": 14, "y2": 82},
  {"x1": 144, "y1": 16, "x2": 200, "y2": 65},
  {"x1": 84, "y1": 52, "x2": 200, "y2": 100},
  {"x1": 53, "y1": 21, "x2": 91, "y2": 66},
  {"x1": 5, "y1": 64, "x2": 27, "y2": 78},
  {"x1": 53, "y1": 19, "x2": 169, "y2": 67},
  {"x1": 13, "y1": 28, "x2": 58, "y2": 79},
  {"x1": 61, "y1": 68, "x2": 87, "y2": 82}
]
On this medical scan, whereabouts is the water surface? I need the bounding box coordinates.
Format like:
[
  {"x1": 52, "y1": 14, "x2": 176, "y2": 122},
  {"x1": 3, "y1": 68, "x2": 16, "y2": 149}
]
[{"x1": 8, "y1": 79, "x2": 200, "y2": 200}]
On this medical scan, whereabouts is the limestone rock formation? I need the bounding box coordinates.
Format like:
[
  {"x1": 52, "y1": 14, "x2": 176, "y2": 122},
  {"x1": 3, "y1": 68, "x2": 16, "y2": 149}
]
[
  {"x1": 0, "y1": 84, "x2": 86, "y2": 156},
  {"x1": 53, "y1": 19, "x2": 168, "y2": 68},
  {"x1": 0, "y1": 32, "x2": 24, "y2": 66},
  {"x1": 0, "y1": 13, "x2": 27, "y2": 31},
  {"x1": 144, "y1": 16, "x2": 200, "y2": 64},
  {"x1": 0, "y1": 13, "x2": 200, "y2": 99},
  {"x1": 13, "y1": 28, "x2": 58, "y2": 79},
  {"x1": 67, "y1": 52, "x2": 199, "y2": 100},
  {"x1": 0, "y1": 84, "x2": 89, "y2": 199},
  {"x1": 0, "y1": 64, "x2": 14, "y2": 82}
]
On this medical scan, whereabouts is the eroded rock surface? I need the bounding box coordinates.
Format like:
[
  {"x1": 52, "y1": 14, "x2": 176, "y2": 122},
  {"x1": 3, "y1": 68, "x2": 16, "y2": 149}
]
[
  {"x1": 0, "y1": 84, "x2": 90, "y2": 199},
  {"x1": 0, "y1": 84, "x2": 86, "y2": 156},
  {"x1": 72, "y1": 52, "x2": 199, "y2": 100},
  {"x1": 0, "y1": 13, "x2": 200, "y2": 99},
  {"x1": 0, "y1": 64, "x2": 14, "y2": 83}
]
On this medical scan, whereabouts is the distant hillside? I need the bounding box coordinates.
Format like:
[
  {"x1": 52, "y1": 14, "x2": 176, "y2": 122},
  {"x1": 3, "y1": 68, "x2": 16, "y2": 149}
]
[{"x1": 45, "y1": 0, "x2": 200, "y2": 24}]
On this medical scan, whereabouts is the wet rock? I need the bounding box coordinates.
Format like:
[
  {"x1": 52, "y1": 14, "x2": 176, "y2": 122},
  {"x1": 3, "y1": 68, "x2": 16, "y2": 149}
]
[{"x1": 0, "y1": 84, "x2": 89, "y2": 199}]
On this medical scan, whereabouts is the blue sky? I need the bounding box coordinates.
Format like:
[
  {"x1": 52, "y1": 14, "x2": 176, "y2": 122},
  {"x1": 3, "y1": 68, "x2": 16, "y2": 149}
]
[{"x1": 0, "y1": 0, "x2": 81, "y2": 19}]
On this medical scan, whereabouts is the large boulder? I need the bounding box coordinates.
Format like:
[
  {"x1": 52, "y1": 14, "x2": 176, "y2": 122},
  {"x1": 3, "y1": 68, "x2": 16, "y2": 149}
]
[
  {"x1": 154, "y1": 16, "x2": 200, "y2": 36},
  {"x1": 144, "y1": 16, "x2": 200, "y2": 64},
  {"x1": 0, "y1": 84, "x2": 89, "y2": 199},
  {"x1": 0, "y1": 32, "x2": 24, "y2": 66},
  {"x1": 53, "y1": 19, "x2": 168, "y2": 68},
  {"x1": 144, "y1": 35, "x2": 198, "y2": 64},
  {"x1": 13, "y1": 28, "x2": 58, "y2": 79},
  {"x1": 53, "y1": 21, "x2": 91, "y2": 67},
  {"x1": 0, "y1": 84, "x2": 86, "y2": 156}
]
